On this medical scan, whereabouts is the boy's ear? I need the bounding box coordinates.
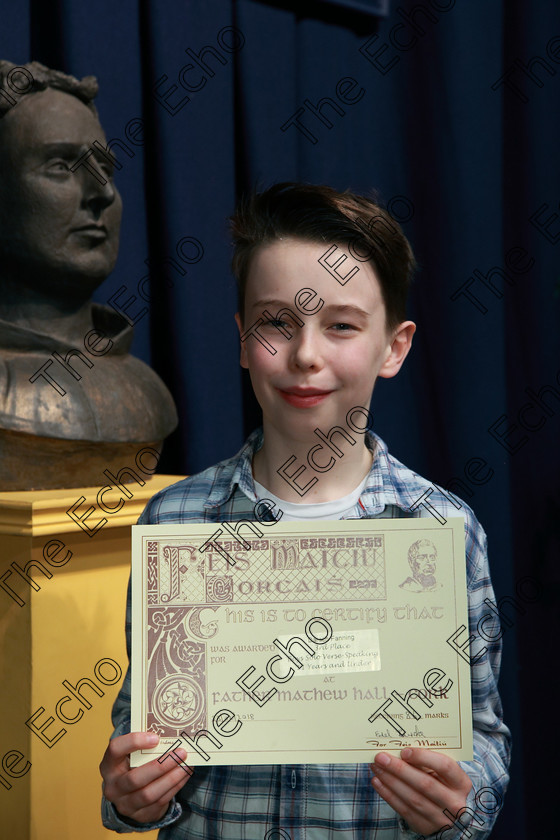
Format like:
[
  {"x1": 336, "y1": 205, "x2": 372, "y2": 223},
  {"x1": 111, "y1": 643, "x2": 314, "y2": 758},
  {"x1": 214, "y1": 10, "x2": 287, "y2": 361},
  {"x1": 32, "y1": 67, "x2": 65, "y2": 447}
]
[
  {"x1": 234, "y1": 312, "x2": 249, "y2": 369},
  {"x1": 378, "y1": 321, "x2": 416, "y2": 379}
]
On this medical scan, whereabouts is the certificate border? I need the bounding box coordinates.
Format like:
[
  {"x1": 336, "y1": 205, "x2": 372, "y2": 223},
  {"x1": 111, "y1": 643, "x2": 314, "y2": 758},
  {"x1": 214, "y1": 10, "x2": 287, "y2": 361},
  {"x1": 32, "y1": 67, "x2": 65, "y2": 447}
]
[{"x1": 131, "y1": 518, "x2": 472, "y2": 765}]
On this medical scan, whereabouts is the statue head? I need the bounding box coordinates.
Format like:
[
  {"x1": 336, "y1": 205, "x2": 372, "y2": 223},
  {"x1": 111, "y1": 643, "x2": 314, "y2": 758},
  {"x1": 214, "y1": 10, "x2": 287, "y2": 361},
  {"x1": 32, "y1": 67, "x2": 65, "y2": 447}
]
[
  {"x1": 0, "y1": 61, "x2": 122, "y2": 303},
  {"x1": 0, "y1": 62, "x2": 178, "y2": 492}
]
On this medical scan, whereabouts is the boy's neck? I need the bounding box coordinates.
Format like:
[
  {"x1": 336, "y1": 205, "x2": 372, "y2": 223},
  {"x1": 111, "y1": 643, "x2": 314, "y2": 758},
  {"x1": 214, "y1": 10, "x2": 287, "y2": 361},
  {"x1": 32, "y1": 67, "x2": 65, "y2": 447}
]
[{"x1": 252, "y1": 424, "x2": 374, "y2": 504}]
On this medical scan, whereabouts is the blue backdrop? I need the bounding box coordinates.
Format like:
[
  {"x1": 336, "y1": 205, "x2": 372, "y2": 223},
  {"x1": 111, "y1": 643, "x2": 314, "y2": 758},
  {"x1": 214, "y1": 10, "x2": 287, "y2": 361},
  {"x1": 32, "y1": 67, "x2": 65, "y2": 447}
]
[{"x1": 2, "y1": 1, "x2": 559, "y2": 836}]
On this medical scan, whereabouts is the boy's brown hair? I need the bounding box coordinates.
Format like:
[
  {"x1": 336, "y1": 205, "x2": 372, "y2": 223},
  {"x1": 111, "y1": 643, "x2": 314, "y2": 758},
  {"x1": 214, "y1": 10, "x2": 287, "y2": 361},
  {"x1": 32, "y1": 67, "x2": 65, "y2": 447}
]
[{"x1": 230, "y1": 182, "x2": 416, "y2": 330}]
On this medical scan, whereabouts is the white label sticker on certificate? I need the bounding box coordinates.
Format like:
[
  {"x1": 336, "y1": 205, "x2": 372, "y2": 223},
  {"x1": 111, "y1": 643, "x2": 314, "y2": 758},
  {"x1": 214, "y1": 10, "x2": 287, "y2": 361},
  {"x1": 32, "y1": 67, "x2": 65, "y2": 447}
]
[{"x1": 282, "y1": 630, "x2": 381, "y2": 675}]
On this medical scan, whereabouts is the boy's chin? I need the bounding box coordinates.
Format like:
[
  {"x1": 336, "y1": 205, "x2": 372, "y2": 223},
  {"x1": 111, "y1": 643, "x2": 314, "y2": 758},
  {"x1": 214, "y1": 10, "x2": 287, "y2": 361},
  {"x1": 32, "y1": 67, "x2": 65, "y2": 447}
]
[
  {"x1": 268, "y1": 415, "x2": 314, "y2": 430},
  {"x1": 264, "y1": 412, "x2": 323, "y2": 439}
]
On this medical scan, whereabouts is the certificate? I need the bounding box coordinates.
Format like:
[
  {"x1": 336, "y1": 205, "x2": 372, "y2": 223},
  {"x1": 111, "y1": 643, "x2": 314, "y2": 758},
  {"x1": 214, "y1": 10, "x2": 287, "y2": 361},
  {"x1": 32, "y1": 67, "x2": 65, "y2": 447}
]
[{"x1": 130, "y1": 518, "x2": 472, "y2": 767}]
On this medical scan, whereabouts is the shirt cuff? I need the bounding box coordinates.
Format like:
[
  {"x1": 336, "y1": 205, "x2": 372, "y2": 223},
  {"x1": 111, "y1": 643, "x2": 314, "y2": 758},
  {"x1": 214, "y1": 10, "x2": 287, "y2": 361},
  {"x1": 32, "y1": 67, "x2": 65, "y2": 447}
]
[{"x1": 101, "y1": 794, "x2": 182, "y2": 833}]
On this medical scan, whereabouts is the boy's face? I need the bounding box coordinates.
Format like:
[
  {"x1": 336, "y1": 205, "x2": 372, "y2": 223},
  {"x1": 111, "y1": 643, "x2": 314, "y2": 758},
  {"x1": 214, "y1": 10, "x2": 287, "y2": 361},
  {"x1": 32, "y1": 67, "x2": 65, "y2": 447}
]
[{"x1": 235, "y1": 238, "x2": 414, "y2": 441}]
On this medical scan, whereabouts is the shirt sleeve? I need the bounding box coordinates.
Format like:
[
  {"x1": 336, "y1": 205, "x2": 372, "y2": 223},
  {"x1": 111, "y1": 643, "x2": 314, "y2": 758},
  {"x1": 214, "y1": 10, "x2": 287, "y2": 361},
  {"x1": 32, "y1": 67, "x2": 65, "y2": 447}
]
[
  {"x1": 456, "y1": 517, "x2": 511, "y2": 836},
  {"x1": 101, "y1": 502, "x2": 185, "y2": 832},
  {"x1": 396, "y1": 515, "x2": 511, "y2": 840}
]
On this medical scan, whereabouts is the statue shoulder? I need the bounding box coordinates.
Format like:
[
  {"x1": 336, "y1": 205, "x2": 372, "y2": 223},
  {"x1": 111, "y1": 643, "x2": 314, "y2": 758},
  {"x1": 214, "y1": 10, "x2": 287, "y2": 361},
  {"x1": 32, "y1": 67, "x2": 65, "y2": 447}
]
[{"x1": 0, "y1": 348, "x2": 177, "y2": 441}]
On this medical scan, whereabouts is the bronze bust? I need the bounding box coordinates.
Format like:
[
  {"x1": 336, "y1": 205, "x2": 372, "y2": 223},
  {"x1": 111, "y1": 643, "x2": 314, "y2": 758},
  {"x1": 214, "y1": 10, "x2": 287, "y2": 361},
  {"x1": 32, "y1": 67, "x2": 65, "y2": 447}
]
[{"x1": 0, "y1": 62, "x2": 177, "y2": 490}]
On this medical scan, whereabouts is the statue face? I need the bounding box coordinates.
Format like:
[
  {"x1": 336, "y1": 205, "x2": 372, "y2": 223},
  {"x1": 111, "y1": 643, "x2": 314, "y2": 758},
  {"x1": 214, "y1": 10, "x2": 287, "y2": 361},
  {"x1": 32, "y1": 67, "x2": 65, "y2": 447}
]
[{"x1": 0, "y1": 87, "x2": 122, "y2": 295}]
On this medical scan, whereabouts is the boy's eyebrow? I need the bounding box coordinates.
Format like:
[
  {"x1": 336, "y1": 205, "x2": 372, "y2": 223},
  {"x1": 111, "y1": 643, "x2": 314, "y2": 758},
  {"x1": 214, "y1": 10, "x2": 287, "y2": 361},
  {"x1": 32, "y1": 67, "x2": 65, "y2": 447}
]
[
  {"x1": 322, "y1": 303, "x2": 371, "y2": 318},
  {"x1": 251, "y1": 298, "x2": 298, "y2": 311},
  {"x1": 250, "y1": 299, "x2": 371, "y2": 318}
]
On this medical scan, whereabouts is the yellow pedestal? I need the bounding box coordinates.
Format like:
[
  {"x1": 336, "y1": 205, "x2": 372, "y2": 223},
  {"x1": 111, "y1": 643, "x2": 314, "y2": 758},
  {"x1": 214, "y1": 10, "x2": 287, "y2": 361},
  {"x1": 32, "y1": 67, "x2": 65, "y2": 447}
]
[{"x1": 0, "y1": 475, "x2": 183, "y2": 839}]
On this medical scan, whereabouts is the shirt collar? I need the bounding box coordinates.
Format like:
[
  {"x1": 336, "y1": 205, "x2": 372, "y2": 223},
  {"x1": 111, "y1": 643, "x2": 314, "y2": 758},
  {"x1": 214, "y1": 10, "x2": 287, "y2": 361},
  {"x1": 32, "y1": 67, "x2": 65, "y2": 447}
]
[{"x1": 204, "y1": 426, "x2": 426, "y2": 517}]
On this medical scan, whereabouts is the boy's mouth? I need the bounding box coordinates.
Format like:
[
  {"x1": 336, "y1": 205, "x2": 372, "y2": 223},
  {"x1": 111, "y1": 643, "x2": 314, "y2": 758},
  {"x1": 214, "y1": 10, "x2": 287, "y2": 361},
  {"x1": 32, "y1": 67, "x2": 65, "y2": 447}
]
[{"x1": 276, "y1": 387, "x2": 333, "y2": 408}]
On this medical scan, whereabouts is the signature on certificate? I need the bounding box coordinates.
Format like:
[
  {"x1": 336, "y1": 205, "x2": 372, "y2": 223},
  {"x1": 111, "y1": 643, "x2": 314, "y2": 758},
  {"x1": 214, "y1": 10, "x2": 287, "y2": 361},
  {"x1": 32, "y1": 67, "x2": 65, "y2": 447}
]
[{"x1": 366, "y1": 738, "x2": 449, "y2": 748}]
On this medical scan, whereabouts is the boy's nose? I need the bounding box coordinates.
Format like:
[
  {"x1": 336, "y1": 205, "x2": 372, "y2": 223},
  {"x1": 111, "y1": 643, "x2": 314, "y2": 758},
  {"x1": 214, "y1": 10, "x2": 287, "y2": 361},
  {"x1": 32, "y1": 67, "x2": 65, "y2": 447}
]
[{"x1": 289, "y1": 327, "x2": 324, "y2": 370}]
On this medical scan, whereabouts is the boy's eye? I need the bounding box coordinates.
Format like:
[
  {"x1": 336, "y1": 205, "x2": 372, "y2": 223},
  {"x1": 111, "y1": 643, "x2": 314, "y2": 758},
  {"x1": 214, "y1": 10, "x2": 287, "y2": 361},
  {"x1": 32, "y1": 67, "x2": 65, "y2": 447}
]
[
  {"x1": 331, "y1": 323, "x2": 355, "y2": 332},
  {"x1": 264, "y1": 318, "x2": 292, "y2": 329}
]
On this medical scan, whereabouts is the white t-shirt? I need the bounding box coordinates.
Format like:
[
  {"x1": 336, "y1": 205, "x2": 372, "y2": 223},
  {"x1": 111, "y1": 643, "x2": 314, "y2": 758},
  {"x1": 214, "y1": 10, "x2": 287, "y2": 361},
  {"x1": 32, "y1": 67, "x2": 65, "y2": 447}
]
[{"x1": 253, "y1": 474, "x2": 369, "y2": 521}]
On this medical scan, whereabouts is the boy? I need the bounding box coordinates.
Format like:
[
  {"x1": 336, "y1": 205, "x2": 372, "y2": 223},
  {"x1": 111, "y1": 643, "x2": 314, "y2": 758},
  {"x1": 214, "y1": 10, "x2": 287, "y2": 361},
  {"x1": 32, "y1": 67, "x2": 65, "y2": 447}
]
[{"x1": 100, "y1": 183, "x2": 511, "y2": 838}]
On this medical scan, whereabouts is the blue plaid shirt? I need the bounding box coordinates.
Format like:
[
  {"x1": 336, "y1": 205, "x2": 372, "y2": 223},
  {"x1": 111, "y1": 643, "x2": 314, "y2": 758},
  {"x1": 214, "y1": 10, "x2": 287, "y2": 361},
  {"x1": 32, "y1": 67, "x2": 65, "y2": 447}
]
[{"x1": 102, "y1": 429, "x2": 511, "y2": 839}]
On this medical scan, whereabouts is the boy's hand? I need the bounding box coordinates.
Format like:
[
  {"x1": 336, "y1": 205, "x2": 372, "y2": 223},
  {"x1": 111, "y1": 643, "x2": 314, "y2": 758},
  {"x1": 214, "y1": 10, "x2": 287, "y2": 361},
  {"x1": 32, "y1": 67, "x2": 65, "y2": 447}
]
[
  {"x1": 370, "y1": 748, "x2": 472, "y2": 836},
  {"x1": 100, "y1": 732, "x2": 192, "y2": 825}
]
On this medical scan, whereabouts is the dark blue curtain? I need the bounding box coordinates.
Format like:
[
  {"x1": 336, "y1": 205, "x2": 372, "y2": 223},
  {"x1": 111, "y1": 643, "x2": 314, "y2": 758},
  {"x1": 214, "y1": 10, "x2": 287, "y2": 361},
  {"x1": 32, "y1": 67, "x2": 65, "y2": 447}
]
[{"x1": 3, "y1": 1, "x2": 558, "y2": 836}]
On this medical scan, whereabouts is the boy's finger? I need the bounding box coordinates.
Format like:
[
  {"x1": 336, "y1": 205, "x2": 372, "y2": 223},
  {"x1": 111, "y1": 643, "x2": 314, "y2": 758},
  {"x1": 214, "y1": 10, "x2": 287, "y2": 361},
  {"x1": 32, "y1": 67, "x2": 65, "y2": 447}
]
[
  {"x1": 115, "y1": 751, "x2": 189, "y2": 797},
  {"x1": 118, "y1": 762, "x2": 192, "y2": 815},
  {"x1": 372, "y1": 756, "x2": 448, "y2": 812},
  {"x1": 371, "y1": 767, "x2": 443, "y2": 834},
  {"x1": 150, "y1": 765, "x2": 193, "y2": 805},
  {"x1": 371, "y1": 773, "x2": 416, "y2": 820},
  {"x1": 103, "y1": 731, "x2": 160, "y2": 768},
  {"x1": 372, "y1": 752, "x2": 468, "y2": 813},
  {"x1": 400, "y1": 748, "x2": 472, "y2": 792}
]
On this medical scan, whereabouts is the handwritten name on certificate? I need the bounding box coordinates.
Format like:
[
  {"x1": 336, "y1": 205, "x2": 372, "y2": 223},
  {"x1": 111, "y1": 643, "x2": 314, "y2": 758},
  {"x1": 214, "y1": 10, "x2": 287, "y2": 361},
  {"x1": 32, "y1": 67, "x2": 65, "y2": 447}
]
[{"x1": 131, "y1": 518, "x2": 473, "y2": 767}]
